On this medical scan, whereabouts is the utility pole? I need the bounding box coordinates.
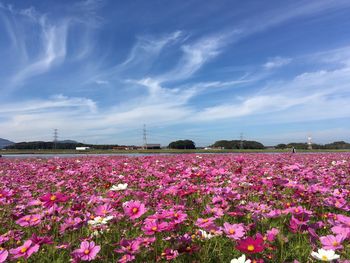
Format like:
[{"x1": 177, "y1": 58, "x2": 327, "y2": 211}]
[
  {"x1": 53, "y1": 129, "x2": 58, "y2": 149},
  {"x1": 240, "y1": 132, "x2": 244, "y2": 149},
  {"x1": 143, "y1": 124, "x2": 147, "y2": 149}
]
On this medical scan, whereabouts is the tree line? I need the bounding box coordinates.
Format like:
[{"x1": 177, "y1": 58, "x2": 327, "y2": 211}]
[
  {"x1": 275, "y1": 141, "x2": 350, "y2": 150},
  {"x1": 5, "y1": 140, "x2": 350, "y2": 150}
]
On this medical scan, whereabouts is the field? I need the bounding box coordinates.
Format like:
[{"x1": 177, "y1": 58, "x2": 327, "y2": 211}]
[{"x1": 0, "y1": 154, "x2": 349, "y2": 262}]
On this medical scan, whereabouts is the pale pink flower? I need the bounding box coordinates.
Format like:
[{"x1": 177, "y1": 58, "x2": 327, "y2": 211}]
[
  {"x1": 223, "y1": 222, "x2": 245, "y2": 240},
  {"x1": 16, "y1": 214, "x2": 42, "y2": 227},
  {"x1": 72, "y1": 241, "x2": 100, "y2": 261},
  {"x1": 9, "y1": 240, "x2": 40, "y2": 259},
  {"x1": 320, "y1": 234, "x2": 345, "y2": 250},
  {"x1": 0, "y1": 248, "x2": 8, "y2": 263}
]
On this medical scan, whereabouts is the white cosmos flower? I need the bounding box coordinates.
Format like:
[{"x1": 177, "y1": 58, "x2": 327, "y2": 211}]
[
  {"x1": 230, "y1": 254, "x2": 251, "y2": 263},
  {"x1": 198, "y1": 229, "x2": 215, "y2": 240},
  {"x1": 88, "y1": 216, "x2": 114, "y2": 226},
  {"x1": 110, "y1": 183, "x2": 128, "y2": 191},
  {"x1": 311, "y1": 248, "x2": 340, "y2": 262}
]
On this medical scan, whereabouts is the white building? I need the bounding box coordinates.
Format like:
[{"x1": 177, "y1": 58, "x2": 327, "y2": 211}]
[{"x1": 76, "y1": 147, "x2": 90, "y2": 151}]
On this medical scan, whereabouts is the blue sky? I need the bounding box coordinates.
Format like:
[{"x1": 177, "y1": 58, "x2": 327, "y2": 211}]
[{"x1": 1, "y1": 0, "x2": 350, "y2": 146}]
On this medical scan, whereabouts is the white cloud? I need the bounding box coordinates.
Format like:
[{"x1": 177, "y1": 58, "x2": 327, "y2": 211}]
[
  {"x1": 95, "y1": 80, "x2": 109, "y2": 85},
  {"x1": 158, "y1": 33, "x2": 232, "y2": 82},
  {"x1": 263, "y1": 57, "x2": 292, "y2": 69},
  {"x1": 11, "y1": 18, "x2": 69, "y2": 85}
]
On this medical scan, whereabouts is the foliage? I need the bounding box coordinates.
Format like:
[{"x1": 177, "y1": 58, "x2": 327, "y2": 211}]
[
  {"x1": 212, "y1": 140, "x2": 265, "y2": 149},
  {"x1": 168, "y1": 140, "x2": 196, "y2": 149}
]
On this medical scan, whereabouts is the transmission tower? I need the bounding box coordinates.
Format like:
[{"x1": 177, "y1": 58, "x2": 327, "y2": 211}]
[
  {"x1": 240, "y1": 132, "x2": 244, "y2": 149},
  {"x1": 53, "y1": 129, "x2": 58, "y2": 149},
  {"x1": 143, "y1": 124, "x2": 147, "y2": 149}
]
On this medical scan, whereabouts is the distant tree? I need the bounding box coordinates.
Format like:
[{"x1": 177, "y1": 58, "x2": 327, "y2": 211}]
[
  {"x1": 324, "y1": 141, "x2": 350, "y2": 149},
  {"x1": 212, "y1": 140, "x2": 264, "y2": 149},
  {"x1": 275, "y1": 144, "x2": 287, "y2": 149},
  {"x1": 168, "y1": 140, "x2": 195, "y2": 149}
]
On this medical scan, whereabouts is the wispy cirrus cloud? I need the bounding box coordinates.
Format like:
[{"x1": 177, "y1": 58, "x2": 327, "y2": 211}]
[
  {"x1": 11, "y1": 18, "x2": 69, "y2": 86},
  {"x1": 263, "y1": 57, "x2": 292, "y2": 69},
  {"x1": 158, "y1": 32, "x2": 234, "y2": 83}
]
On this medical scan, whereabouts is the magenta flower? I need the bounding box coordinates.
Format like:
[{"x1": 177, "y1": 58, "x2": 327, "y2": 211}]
[
  {"x1": 94, "y1": 203, "x2": 113, "y2": 217},
  {"x1": 118, "y1": 254, "x2": 135, "y2": 263},
  {"x1": 115, "y1": 239, "x2": 142, "y2": 254},
  {"x1": 142, "y1": 220, "x2": 168, "y2": 235},
  {"x1": 0, "y1": 248, "x2": 8, "y2": 263},
  {"x1": 266, "y1": 228, "x2": 279, "y2": 242},
  {"x1": 40, "y1": 193, "x2": 69, "y2": 207},
  {"x1": 72, "y1": 241, "x2": 100, "y2": 261},
  {"x1": 16, "y1": 214, "x2": 42, "y2": 227},
  {"x1": 223, "y1": 222, "x2": 245, "y2": 240},
  {"x1": 123, "y1": 200, "x2": 147, "y2": 220},
  {"x1": 9, "y1": 240, "x2": 40, "y2": 259},
  {"x1": 236, "y1": 236, "x2": 265, "y2": 254},
  {"x1": 320, "y1": 234, "x2": 345, "y2": 250},
  {"x1": 195, "y1": 217, "x2": 215, "y2": 228}
]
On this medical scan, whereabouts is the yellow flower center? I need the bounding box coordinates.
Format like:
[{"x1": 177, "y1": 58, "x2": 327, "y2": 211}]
[
  {"x1": 25, "y1": 217, "x2": 31, "y2": 221},
  {"x1": 229, "y1": 229, "x2": 235, "y2": 234},
  {"x1": 247, "y1": 245, "x2": 255, "y2": 251},
  {"x1": 50, "y1": 195, "x2": 57, "y2": 201},
  {"x1": 102, "y1": 209, "x2": 107, "y2": 214},
  {"x1": 332, "y1": 241, "x2": 339, "y2": 246},
  {"x1": 294, "y1": 208, "x2": 299, "y2": 213},
  {"x1": 203, "y1": 219, "x2": 209, "y2": 223},
  {"x1": 151, "y1": 226, "x2": 157, "y2": 231},
  {"x1": 322, "y1": 255, "x2": 328, "y2": 260},
  {"x1": 174, "y1": 213, "x2": 178, "y2": 217},
  {"x1": 20, "y1": 247, "x2": 27, "y2": 253},
  {"x1": 132, "y1": 207, "x2": 138, "y2": 214},
  {"x1": 84, "y1": 249, "x2": 90, "y2": 255},
  {"x1": 32, "y1": 217, "x2": 38, "y2": 222}
]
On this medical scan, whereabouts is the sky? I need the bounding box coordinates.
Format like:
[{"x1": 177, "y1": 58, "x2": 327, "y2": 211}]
[{"x1": 1, "y1": 0, "x2": 350, "y2": 146}]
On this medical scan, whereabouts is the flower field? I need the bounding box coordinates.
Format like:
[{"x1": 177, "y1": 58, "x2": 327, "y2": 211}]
[{"x1": 0, "y1": 154, "x2": 349, "y2": 262}]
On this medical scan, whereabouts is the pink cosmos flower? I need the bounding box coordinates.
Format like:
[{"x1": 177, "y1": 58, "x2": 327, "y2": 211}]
[
  {"x1": 223, "y1": 222, "x2": 245, "y2": 240},
  {"x1": 331, "y1": 225, "x2": 350, "y2": 238},
  {"x1": 118, "y1": 254, "x2": 135, "y2": 263},
  {"x1": 72, "y1": 241, "x2": 100, "y2": 261},
  {"x1": 94, "y1": 204, "x2": 113, "y2": 217},
  {"x1": 236, "y1": 236, "x2": 265, "y2": 254},
  {"x1": 320, "y1": 234, "x2": 345, "y2": 250},
  {"x1": 195, "y1": 217, "x2": 216, "y2": 228},
  {"x1": 123, "y1": 200, "x2": 147, "y2": 220},
  {"x1": 9, "y1": 240, "x2": 40, "y2": 259},
  {"x1": 0, "y1": 248, "x2": 8, "y2": 263},
  {"x1": 172, "y1": 210, "x2": 188, "y2": 224},
  {"x1": 16, "y1": 214, "x2": 42, "y2": 227},
  {"x1": 40, "y1": 193, "x2": 69, "y2": 207},
  {"x1": 30, "y1": 234, "x2": 53, "y2": 245},
  {"x1": 142, "y1": 220, "x2": 168, "y2": 235},
  {"x1": 161, "y1": 248, "x2": 179, "y2": 260},
  {"x1": 115, "y1": 239, "x2": 142, "y2": 254},
  {"x1": 266, "y1": 228, "x2": 279, "y2": 242}
]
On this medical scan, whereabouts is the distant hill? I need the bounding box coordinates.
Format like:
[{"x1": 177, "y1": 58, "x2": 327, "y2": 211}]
[
  {"x1": 58, "y1": 140, "x2": 79, "y2": 144},
  {"x1": 0, "y1": 138, "x2": 15, "y2": 149}
]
